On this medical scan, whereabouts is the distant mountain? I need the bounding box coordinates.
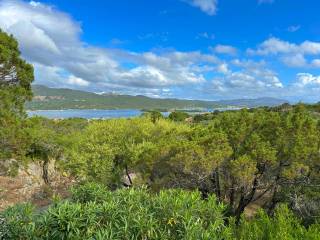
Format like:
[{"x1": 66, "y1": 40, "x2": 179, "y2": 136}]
[
  {"x1": 25, "y1": 85, "x2": 288, "y2": 110},
  {"x1": 214, "y1": 97, "x2": 289, "y2": 108}
]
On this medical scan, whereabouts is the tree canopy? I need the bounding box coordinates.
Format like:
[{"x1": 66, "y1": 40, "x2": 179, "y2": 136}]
[{"x1": 0, "y1": 29, "x2": 34, "y2": 160}]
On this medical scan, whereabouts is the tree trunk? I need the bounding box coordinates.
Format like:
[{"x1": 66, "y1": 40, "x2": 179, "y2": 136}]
[
  {"x1": 42, "y1": 158, "x2": 50, "y2": 185},
  {"x1": 266, "y1": 186, "x2": 279, "y2": 214},
  {"x1": 210, "y1": 169, "x2": 222, "y2": 201},
  {"x1": 215, "y1": 169, "x2": 221, "y2": 200},
  {"x1": 199, "y1": 186, "x2": 209, "y2": 199},
  {"x1": 265, "y1": 162, "x2": 283, "y2": 214},
  {"x1": 235, "y1": 177, "x2": 259, "y2": 224},
  {"x1": 229, "y1": 181, "x2": 235, "y2": 209},
  {"x1": 125, "y1": 165, "x2": 133, "y2": 186},
  {"x1": 235, "y1": 193, "x2": 246, "y2": 224}
]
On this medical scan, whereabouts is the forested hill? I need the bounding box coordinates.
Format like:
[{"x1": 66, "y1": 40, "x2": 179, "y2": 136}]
[{"x1": 26, "y1": 85, "x2": 288, "y2": 110}]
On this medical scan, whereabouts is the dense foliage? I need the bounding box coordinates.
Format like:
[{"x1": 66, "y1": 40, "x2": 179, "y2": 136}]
[
  {"x1": 46, "y1": 106, "x2": 318, "y2": 222},
  {"x1": 0, "y1": 29, "x2": 34, "y2": 160},
  {"x1": 1, "y1": 183, "x2": 319, "y2": 240},
  {"x1": 168, "y1": 111, "x2": 190, "y2": 121},
  {"x1": 3, "y1": 106, "x2": 320, "y2": 223},
  {"x1": 1, "y1": 29, "x2": 320, "y2": 239}
]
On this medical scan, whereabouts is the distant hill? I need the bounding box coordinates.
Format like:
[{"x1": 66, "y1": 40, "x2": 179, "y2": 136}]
[{"x1": 25, "y1": 85, "x2": 288, "y2": 110}]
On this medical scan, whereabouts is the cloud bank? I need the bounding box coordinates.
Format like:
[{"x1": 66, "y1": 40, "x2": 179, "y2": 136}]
[
  {"x1": 0, "y1": 0, "x2": 319, "y2": 102},
  {"x1": 0, "y1": 0, "x2": 215, "y2": 96}
]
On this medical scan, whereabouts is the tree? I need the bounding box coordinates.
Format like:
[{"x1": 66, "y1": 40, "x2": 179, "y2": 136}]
[
  {"x1": 0, "y1": 29, "x2": 33, "y2": 99},
  {"x1": 226, "y1": 204, "x2": 320, "y2": 240},
  {"x1": 25, "y1": 117, "x2": 61, "y2": 184},
  {"x1": 63, "y1": 118, "x2": 157, "y2": 187},
  {"x1": 0, "y1": 29, "x2": 34, "y2": 160},
  {"x1": 168, "y1": 111, "x2": 189, "y2": 121},
  {"x1": 141, "y1": 110, "x2": 163, "y2": 123},
  {"x1": 206, "y1": 107, "x2": 320, "y2": 222},
  {"x1": 265, "y1": 105, "x2": 320, "y2": 218}
]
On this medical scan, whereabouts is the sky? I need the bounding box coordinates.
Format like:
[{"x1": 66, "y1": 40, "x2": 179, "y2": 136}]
[{"x1": 0, "y1": 0, "x2": 320, "y2": 102}]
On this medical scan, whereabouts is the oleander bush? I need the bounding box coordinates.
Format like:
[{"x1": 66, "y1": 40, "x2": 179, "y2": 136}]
[
  {"x1": 1, "y1": 183, "x2": 319, "y2": 240},
  {"x1": 0, "y1": 184, "x2": 226, "y2": 240},
  {"x1": 0, "y1": 203, "x2": 36, "y2": 240}
]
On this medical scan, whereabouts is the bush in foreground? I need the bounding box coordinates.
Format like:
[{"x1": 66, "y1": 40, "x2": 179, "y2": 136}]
[
  {"x1": 224, "y1": 205, "x2": 320, "y2": 240},
  {"x1": 1, "y1": 183, "x2": 319, "y2": 240},
  {"x1": 1, "y1": 184, "x2": 226, "y2": 240}
]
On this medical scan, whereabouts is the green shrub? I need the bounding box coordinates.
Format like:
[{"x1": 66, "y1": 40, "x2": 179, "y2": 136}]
[
  {"x1": 70, "y1": 182, "x2": 111, "y2": 203},
  {"x1": 224, "y1": 204, "x2": 320, "y2": 240},
  {"x1": 1, "y1": 185, "x2": 226, "y2": 240},
  {"x1": 0, "y1": 203, "x2": 36, "y2": 240},
  {"x1": 168, "y1": 111, "x2": 190, "y2": 121},
  {"x1": 1, "y1": 185, "x2": 320, "y2": 240}
]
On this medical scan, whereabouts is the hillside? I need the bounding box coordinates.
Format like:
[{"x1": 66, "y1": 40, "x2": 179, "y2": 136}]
[{"x1": 25, "y1": 85, "x2": 288, "y2": 110}]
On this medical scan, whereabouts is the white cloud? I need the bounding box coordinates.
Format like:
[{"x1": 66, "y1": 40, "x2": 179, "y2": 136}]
[
  {"x1": 311, "y1": 59, "x2": 320, "y2": 68},
  {"x1": 0, "y1": 0, "x2": 318, "y2": 102},
  {"x1": 281, "y1": 54, "x2": 307, "y2": 67},
  {"x1": 249, "y1": 38, "x2": 320, "y2": 56},
  {"x1": 208, "y1": 60, "x2": 283, "y2": 99},
  {"x1": 212, "y1": 44, "x2": 238, "y2": 55},
  {"x1": 29, "y1": 1, "x2": 40, "y2": 7},
  {"x1": 183, "y1": 0, "x2": 218, "y2": 15},
  {"x1": 248, "y1": 38, "x2": 296, "y2": 55},
  {"x1": 67, "y1": 76, "x2": 90, "y2": 87},
  {"x1": 278, "y1": 73, "x2": 320, "y2": 102},
  {"x1": 207, "y1": 70, "x2": 319, "y2": 102},
  {"x1": 216, "y1": 63, "x2": 229, "y2": 74},
  {"x1": 0, "y1": 0, "x2": 216, "y2": 92},
  {"x1": 196, "y1": 32, "x2": 215, "y2": 40},
  {"x1": 295, "y1": 73, "x2": 320, "y2": 87},
  {"x1": 300, "y1": 41, "x2": 320, "y2": 55},
  {"x1": 231, "y1": 59, "x2": 266, "y2": 68},
  {"x1": 34, "y1": 64, "x2": 65, "y2": 86},
  {"x1": 248, "y1": 37, "x2": 320, "y2": 68},
  {"x1": 287, "y1": 25, "x2": 301, "y2": 33}
]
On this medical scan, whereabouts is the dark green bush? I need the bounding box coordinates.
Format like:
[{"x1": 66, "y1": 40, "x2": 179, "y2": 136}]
[
  {"x1": 1, "y1": 184, "x2": 226, "y2": 239},
  {"x1": 0, "y1": 203, "x2": 36, "y2": 240},
  {"x1": 224, "y1": 205, "x2": 320, "y2": 240},
  {"x1": 168, "y1": 111, "x2": 189, "y2": 121},
  {"x1": 70, "y1": 182, "x2": 111, "y2": 203},
  {"x1": 1, "y1": 184, "x2": 319, "y2": 240}
]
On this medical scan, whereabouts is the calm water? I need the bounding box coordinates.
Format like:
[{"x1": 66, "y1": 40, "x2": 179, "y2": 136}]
[
  {"x1": 27, "y1": 109, "x2": 144, "y2": 119},
  {"x1": 27, "y1": 108, "x2": 241, "y2": 119}
]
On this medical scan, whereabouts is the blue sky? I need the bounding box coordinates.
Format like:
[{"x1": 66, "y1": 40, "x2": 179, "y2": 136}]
[{"x1": 0, "y1": 0, "x2": 320, "y2": 102}]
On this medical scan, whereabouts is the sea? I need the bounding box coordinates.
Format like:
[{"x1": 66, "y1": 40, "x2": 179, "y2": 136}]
[
  {"x1": 27, "y1": 107, "x2": 241, "y2": 119},
  {"x1": 27, "y1": 109, "x2": 164, "y2": 119}
]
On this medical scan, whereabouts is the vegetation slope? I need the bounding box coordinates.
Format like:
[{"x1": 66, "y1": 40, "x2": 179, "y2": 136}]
[{"x1": 1, "y1": 29, "x2": 320, "y2": 240}]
